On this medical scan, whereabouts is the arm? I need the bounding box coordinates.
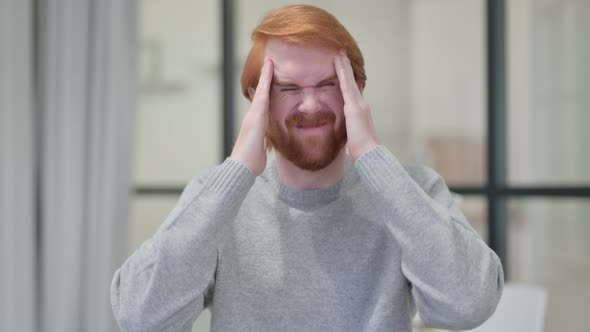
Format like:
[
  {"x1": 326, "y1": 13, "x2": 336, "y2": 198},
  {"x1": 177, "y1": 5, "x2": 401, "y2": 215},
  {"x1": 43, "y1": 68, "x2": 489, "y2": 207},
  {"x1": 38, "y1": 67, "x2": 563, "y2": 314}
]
[
  {"x1": 111, "y1": 58, "x2": 274, "y2": 332},
  {"x1": 355, "y1": 146, "x2": 503, "y2": 330},
  {"x1": 333, "y1": 52, "x2": 502, "y2": 330},
  {"x1": 111, "y1": 160, "x2": 255, "y2": 332}
]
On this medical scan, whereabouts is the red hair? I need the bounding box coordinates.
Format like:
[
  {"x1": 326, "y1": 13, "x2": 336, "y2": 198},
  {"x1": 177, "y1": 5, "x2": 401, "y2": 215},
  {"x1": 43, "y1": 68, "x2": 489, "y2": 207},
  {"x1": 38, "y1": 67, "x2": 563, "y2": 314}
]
[{"x1": 240, "y1": 5, "x2": 366, "y2": 100}]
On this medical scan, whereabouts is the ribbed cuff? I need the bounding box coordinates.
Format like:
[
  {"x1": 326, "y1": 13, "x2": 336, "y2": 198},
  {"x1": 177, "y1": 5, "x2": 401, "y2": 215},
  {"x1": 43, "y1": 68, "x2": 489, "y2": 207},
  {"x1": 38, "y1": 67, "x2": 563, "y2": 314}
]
[
  {"x1": 202, "y1": 158, "x2": 256, "y2": 207},
  {"x1": 354, "y1": 145, "x2": 407, "y2": 193}
]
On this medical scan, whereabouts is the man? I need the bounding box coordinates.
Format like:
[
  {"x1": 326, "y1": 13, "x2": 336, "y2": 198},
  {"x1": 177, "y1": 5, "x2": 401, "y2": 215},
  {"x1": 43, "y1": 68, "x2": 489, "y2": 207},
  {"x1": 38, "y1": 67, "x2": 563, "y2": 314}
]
[{"x1": 111, "y1": 5, "x2": 503, "y2": 332}]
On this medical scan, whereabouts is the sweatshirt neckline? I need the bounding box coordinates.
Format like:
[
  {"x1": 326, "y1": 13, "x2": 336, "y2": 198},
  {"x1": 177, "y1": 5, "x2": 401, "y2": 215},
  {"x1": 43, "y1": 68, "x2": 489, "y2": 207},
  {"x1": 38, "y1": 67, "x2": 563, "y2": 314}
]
[{"x1": 267, "y1": 158, "x2": 355, "y2": 209}]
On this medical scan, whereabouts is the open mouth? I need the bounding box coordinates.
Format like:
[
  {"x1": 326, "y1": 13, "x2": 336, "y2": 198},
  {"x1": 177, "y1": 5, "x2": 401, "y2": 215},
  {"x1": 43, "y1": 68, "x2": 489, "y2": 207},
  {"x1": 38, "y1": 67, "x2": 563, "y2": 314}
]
[
  {"x1": 296, "y1": 122, "x2": 328, "y2": 129},
  {"x1": 285, "y1": 111, "x2": 336, "y2": 135},
  {"x1": 294, "y1": 122, "x2": 330, "y2": 135}
]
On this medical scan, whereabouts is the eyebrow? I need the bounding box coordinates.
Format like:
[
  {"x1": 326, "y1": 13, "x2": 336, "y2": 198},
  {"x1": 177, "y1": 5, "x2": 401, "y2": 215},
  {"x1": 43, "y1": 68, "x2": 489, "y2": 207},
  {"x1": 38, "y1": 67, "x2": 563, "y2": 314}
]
[{"x1": 273, "y1": 75, "x2": 337, "y2": 88}]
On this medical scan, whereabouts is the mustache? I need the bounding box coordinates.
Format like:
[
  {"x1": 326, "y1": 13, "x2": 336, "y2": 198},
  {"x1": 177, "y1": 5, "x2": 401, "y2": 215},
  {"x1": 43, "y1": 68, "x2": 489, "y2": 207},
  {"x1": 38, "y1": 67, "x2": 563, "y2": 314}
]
[{"x1": 285, "y1": 111, "x2": 336, "y2": 128}]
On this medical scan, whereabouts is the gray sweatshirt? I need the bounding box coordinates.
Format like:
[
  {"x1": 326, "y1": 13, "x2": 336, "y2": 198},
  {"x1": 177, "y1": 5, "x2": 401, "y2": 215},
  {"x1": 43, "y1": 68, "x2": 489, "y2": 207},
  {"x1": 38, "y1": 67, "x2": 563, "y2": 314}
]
[{"x1": 111, "y1": 146, "x2": 503, "y2": 332}]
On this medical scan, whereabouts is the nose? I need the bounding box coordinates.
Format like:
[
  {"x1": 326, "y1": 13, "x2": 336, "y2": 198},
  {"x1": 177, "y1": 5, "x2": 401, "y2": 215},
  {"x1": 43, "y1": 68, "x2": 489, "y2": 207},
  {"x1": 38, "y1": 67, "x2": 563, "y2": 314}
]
[{"x1": 297, "y1": 88, "x2": 322, "y2": 114}]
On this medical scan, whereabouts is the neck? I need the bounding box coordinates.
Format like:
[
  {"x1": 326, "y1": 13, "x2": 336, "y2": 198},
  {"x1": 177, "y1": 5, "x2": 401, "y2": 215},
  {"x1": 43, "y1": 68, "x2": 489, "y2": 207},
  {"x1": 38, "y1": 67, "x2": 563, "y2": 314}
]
[{"x1": 275, "y1": 148, "x2": 347, "y2": 190}]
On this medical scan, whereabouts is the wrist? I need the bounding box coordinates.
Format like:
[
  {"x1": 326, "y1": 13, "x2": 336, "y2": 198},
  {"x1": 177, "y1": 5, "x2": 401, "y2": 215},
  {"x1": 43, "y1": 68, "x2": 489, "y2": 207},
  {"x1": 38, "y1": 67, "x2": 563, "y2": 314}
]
[{"x1": 350, "y1": 141, "x2": 379, "y2": 162}]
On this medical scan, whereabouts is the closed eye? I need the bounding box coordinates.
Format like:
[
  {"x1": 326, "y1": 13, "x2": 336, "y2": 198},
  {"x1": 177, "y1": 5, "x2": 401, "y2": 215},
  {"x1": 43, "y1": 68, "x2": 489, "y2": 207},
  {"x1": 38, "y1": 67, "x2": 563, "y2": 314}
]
[
  {"x1": 281, "y1": 87, "x2": 300, "y2": 92},
  {"x1": 317, "y1": 82, "x2": 337, "y2": 89}
]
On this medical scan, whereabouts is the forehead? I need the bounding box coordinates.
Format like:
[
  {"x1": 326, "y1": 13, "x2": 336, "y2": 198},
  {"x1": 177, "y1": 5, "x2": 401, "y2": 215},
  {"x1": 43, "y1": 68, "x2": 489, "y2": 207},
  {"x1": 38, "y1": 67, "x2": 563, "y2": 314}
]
[{"x1": 265, "y1": 39, "x2": 337, "y2": 85}]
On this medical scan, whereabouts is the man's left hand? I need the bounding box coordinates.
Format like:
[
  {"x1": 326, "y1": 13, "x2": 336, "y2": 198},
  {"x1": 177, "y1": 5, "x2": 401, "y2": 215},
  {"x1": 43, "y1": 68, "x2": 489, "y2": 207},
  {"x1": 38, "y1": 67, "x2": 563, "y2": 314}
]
[{"x1": 334, "y1": 50, "x2": 379, "y2": 161}]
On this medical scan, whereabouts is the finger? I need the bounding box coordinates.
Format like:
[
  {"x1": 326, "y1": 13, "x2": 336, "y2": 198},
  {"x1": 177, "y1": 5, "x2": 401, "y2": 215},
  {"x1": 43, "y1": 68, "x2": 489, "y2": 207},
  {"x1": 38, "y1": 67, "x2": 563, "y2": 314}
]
[
  {"x1": 333, "y1": 52, "x2": 362, "y2": 105},
  {"x1": 251, "y1": 57, "x2": 274, "y2": 107}
]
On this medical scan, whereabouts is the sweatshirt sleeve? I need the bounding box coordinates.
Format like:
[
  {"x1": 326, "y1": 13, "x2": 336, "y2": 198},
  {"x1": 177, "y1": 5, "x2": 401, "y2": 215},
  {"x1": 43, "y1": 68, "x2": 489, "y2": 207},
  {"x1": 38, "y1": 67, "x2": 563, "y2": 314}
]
[
  {"x1": 111, "y1": 158, "x2": 256, "y2": 332},
  {"x1": 354, "y1": 145, "x2": 504, "y2": 330}
]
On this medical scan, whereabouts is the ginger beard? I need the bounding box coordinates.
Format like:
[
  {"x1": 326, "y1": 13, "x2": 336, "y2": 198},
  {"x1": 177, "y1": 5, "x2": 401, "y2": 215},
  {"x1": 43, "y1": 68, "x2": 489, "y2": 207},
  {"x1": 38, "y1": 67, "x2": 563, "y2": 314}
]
[{"x1": 266, "y1": 110, "x2": 347, "y2": 171}]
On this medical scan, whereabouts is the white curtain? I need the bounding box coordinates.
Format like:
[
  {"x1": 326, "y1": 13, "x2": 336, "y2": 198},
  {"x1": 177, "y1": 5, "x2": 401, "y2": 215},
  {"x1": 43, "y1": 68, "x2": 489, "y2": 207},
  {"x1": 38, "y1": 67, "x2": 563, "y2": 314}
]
[
  {"x1": 0, "y1": 1, "x2": 36, "y2": 332},
  {"x1": 1, "y1": 0, "x2": 138, "y2": 331},
  {"x1": 38, "y1": 1, "x2": 138, "y2": 331}
]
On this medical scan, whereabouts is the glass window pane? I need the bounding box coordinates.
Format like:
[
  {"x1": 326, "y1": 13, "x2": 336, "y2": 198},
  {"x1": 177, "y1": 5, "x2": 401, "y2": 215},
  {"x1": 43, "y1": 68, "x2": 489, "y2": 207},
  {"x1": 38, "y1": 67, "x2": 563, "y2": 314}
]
[
  {"x1": 127, "y1": 195, "x2": 179, "y2": 254},
  {"x1": 408, "y1": 0, "x2": 487, "y2": 187},
  {"x1": 134, "y1": 0, "x2": 221, "y2": 187},
  {"x1": 508, "y1": 0, "x2": 590, "y2": 185},
  {"x1": 133, "y1": 2, "x2": 221, "y2": 330},
  {"x1": 460, "y1": 196, "x2": 488, "y2": 242},
  {"x1": 509, "y1": 198, "x2": 590, "y2": 332},
  {"x1": 235, "y1": 0, "x2": 487, "y2": 186}
]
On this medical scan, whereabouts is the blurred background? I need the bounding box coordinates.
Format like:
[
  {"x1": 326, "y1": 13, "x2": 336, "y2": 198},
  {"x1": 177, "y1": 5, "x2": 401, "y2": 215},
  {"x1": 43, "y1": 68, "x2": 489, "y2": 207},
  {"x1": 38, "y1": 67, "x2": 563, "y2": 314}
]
[{"x1": 2, "y1": 0, "x2": 589, "y2": 331}]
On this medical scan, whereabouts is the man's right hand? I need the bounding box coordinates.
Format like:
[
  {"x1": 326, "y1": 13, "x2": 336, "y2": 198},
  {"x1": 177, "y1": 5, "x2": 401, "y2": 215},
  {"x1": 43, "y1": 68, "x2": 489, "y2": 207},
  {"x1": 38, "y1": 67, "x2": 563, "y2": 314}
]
[{"x1": 230, "y1": 57, "x2": 274, "y2": 176}]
